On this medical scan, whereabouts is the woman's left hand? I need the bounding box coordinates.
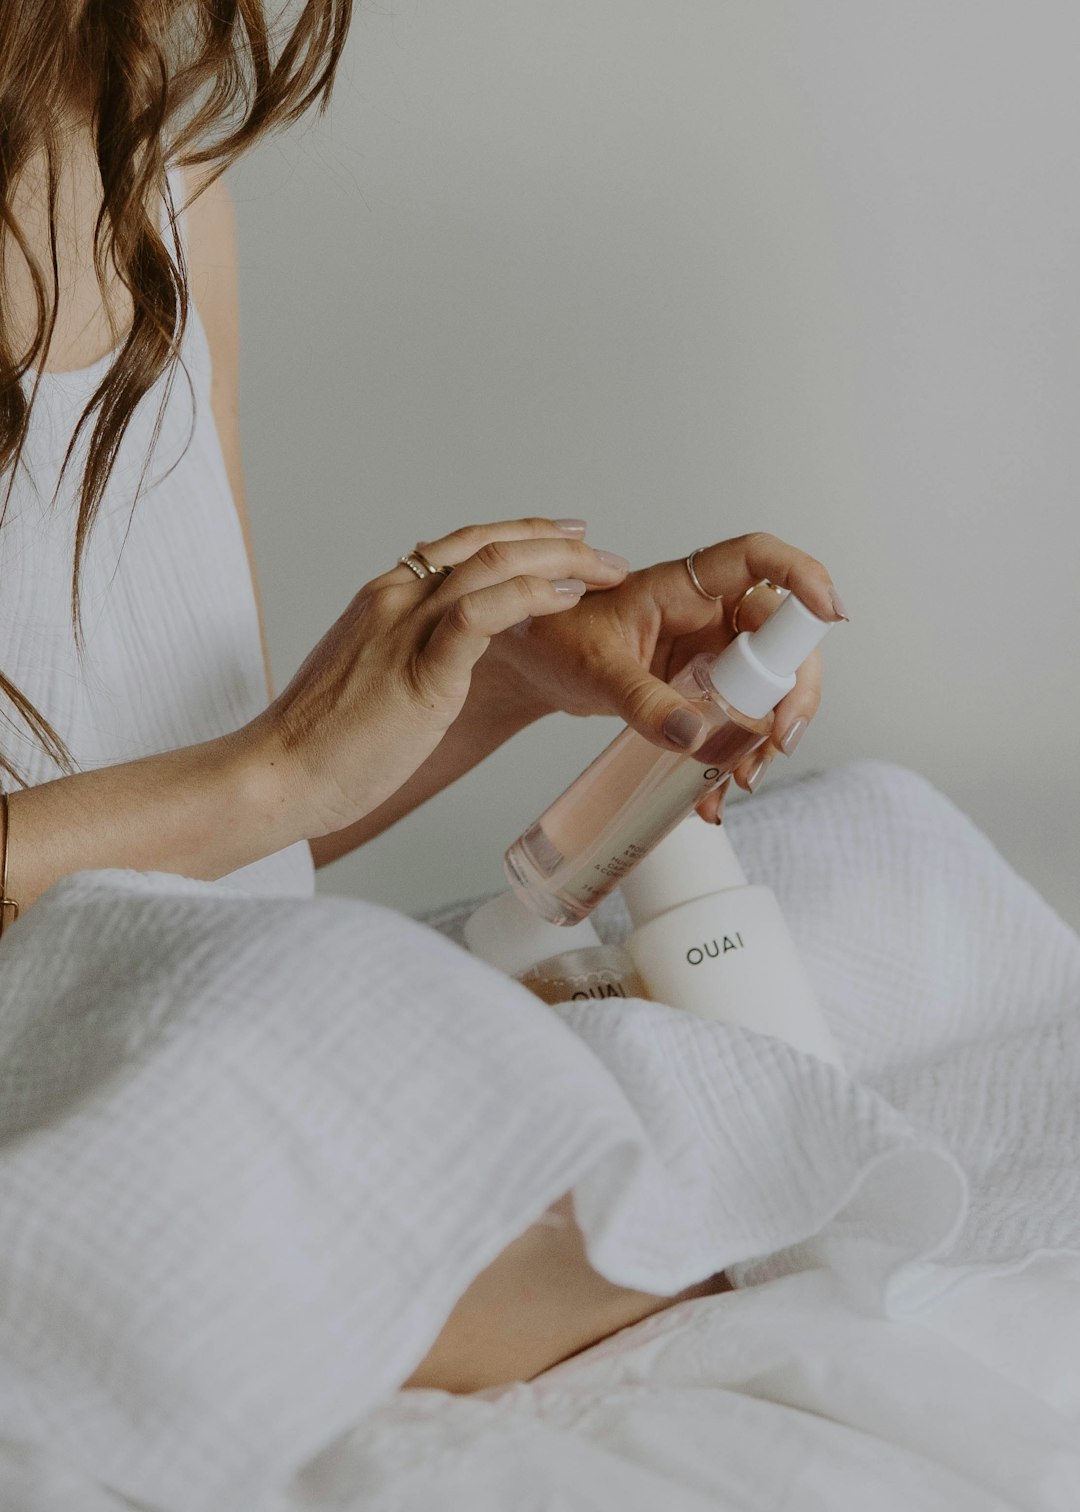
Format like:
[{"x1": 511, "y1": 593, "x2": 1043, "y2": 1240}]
[{"x1": 480, "y1": 530, "x2": 846, "y2": 821}]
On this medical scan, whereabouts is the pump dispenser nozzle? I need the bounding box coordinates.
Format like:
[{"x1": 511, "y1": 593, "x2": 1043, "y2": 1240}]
[{"x1": 706, "y1": 593, "x2": 833, "y2": 720}]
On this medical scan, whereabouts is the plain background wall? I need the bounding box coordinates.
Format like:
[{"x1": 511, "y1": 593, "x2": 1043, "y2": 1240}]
[{"x1": 231, "y1": 1, "x2": 1079, "y2": 929}]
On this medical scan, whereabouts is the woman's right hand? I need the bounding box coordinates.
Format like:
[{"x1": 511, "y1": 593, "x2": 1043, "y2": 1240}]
[{"x1": 247, "y1": 520, "x2": 630, "y2": 839}]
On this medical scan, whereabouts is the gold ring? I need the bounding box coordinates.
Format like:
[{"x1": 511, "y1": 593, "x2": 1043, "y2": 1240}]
[
  {"x1": 412, "y1": 546, "x2": 453, "y2": 578},
  {"x1": 397, "y1": 553, "x2": 431, "y2": 581},
  {"x1": 397, "y1": 551, "x2": 453, "y2": 581},
  {"x1": 684, "y1": 548, "x2": 723, "y2": 602},
  {"x1": 731, "y1": 579, "x2": 784, "y2": 636}
]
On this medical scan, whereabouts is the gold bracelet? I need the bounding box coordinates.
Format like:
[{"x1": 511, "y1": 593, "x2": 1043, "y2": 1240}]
[{"x1": 0, "y1": 790, "x2": 20, "y2": 939}]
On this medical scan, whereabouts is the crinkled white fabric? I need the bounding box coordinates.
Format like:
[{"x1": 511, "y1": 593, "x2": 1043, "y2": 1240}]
[
  {"x1": 0, "y1": 760, "x2": 1077, "y2": 1512},
  {"x1": 430, "y1": 759, "x2": 1080, "y2": 1293}
]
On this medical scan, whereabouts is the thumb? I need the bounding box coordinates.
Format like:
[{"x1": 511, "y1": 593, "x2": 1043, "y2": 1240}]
[{"x1": 605, "y1": 662, "x2": 708, "y2": 753}]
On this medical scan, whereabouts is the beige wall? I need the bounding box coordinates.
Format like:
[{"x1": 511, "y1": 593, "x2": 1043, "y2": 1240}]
[{"x1": 232, "y1": 2, "x2": 1079, "y2": 930}]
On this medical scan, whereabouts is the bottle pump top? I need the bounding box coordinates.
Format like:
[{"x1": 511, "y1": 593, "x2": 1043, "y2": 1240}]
[
  {"x1": 620, "y1": 819, "x2": 748, "y2": 928},
  {"x1": 465, "y1": 890, "x2": 603, "y2": 977},
  {"x1": 707, "y1": 592, "x2": 834, "y2": 719}
]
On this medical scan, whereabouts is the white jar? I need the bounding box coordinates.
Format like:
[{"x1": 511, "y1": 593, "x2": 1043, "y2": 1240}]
[
  {"x1": 620, "y1": 818, "x2": 841, "y2": 1066},
  {"x1": 464, "y1": 891, "x2": 645, "y2": 1006}
]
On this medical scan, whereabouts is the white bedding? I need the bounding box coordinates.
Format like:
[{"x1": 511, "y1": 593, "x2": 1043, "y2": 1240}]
[
  {"x1": 0, "y1": 760, "x2": 1077, "y2": 1511},
  {"x1": 291, "y1": 1257, "x2": 1080, "y2": 1512},
  {"x1": 5, "y1": 1261, "x2": 1078, "y2": 1511}
]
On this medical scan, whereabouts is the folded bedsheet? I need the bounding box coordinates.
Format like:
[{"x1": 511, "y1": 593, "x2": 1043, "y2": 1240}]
[{"x1": 0, "y1": 760, "x2": 1076, "y2": 1512}]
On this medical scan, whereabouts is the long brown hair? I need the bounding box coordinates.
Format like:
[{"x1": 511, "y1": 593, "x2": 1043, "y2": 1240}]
[{"x1": 0, "y1": 0, "x2": 351, "y2": 785}]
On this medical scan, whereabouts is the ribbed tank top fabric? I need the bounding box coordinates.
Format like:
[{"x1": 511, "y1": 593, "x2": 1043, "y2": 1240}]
[{"x1": 0, "y1": 167, "x2": 315, "y2": 898}]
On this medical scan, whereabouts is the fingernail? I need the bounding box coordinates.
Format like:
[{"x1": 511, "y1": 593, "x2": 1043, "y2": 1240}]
[
  {"x1": 555, "y1": 518, "x2": 587, "y2": 536},
  {"x1": 595, "y1": 550, "x2": 630, "y2": 573},
  {"x1": 553, "y1": 578, "x2": 587, "y2": 595},
  {"x1": 713, "y1": 776, "x2": 732, "y2": 823},
  {"x1": 662, "y1": 707, "x2": 706, "y2": 749},
  {"x1": 830, "y1": 589, "x2": 850, "y2": 621},
  {"x1": 779, "y1": 717, "x2": 807, "y2": 756},
  {"x1": 745, "y1": 755, "x2": 768, "y2": 791}
]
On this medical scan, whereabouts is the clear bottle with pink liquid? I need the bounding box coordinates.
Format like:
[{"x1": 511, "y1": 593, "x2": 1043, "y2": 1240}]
[{"x1": 505, "y1": 593, "x2": 835, "y2": 925}]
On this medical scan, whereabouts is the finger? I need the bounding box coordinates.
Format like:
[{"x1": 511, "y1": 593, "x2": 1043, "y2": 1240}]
[
  {"x1": 420, "y1": 576, "x2": 588, "y2": 689},
  {"x1": 731, "y1": 746, "x2": 775, "y2": 795},
  {"x1": 729, "y1": 580, "x2": 786, "y2": 636},
  {"x1": 729, "y1": 647, "x2": 822, "y2": 790},
  {"x1": 420, "y1": 537, "x2": 629, "y2": 609},
  {"x1": 597, "y1": 652, "x2": 718, "y2": 754},
  {"x1": 695, "y1": 532, "x2": 846, "y2": 624},
  {"x1": 773, "y1": 648, "x2": 822, "y2": 755},
  {"x1": 415, "y1": 516, "x2": 591, "y2": 568},
  {"x1": 730, "y1": 748, "x2": 761, "y2": 794},
  {"x1": 695, "y1": 776, "x2": 732, "y2": 825},
  {"x1": 367, "y1": 518, "x2": 593, "y2": 593},
  {"x1": 414, "y1": 517, "x2": 583, "y2": 559}
]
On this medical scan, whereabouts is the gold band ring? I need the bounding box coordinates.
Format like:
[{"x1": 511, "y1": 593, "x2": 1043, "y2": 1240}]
[
  {"x1": 684, "y1": 548, "x2": 723, "y2": 602},
  {"x1": 397, "y1": 550, "x2": 452, "y2": 581},
  {"x1": 412, "y1": 546, "x2": 453, "y2": 578},
  {"x1": 731, "y1": 579, "x2": 785, "y2": 636}
]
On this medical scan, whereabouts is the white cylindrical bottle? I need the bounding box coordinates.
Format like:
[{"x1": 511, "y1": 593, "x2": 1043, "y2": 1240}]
[
  {"x1": 620, "y1": 818, "x2": 841, "y2": 1065},
  {"x1": 464, "y1": 891, "x2": 647, "y2": 1006}
]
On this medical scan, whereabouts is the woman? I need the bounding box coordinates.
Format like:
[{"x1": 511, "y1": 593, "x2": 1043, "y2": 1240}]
[{"x1": 0, "y1": 3, "x2": 845, "y2": 1392}]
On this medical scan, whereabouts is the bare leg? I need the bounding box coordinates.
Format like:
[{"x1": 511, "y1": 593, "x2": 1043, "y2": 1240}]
[{"x1": 403, "y1": 1193, "x2": 731, "y2": 1394}]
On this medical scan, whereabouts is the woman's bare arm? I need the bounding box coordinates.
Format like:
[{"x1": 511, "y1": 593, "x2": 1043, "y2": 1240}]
[
  {"x1": 304, "y1": 660, "x2": 533, "y2": 865},
  {"x1": 2, "y1": 728, "x2": 300, "y2": 918},
  {"x1": 2, "y1": 521, "x2": 624, "y2": 917}
]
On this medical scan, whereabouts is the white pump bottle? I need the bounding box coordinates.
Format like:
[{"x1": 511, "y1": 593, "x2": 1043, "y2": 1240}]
[{"x1": 620, "y1": 817, "x2": 842, "y2": 1066}]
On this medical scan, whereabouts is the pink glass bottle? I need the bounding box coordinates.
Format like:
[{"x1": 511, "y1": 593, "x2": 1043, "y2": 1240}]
[{"x1": 505, "y1": 593, "x2": 835, "y2": 925}]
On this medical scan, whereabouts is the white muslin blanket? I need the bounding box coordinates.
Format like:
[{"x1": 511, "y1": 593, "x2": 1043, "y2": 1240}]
[{"x1": 0, "y1": 760, "x2": 1077, "y2": 1511}]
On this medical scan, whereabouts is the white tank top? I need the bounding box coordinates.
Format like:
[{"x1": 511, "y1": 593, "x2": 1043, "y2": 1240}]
[{"x1": 0, "y1": 168, "x2": 315, "y2": 898}]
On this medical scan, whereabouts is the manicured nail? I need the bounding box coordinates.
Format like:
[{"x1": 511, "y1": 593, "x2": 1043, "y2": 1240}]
[
  {"x1": 595, "y1": 549, "x2": 630, "y2": 573},
  {"x1": 830, "y1": 589, "x2": 850, "y2": 621},
  {"x1": 779, "y1": 717, "x2": 807, "y2": 756},
  {"x1": 714, "y1": 776, "x2": 732, "y2": 823},
  {"x1": 745, "y1": 755, "x2": 768, "y2": 791},
  {"x1": 555, "y1": 518, "x2": 587, "y2": 535},
  {"x1": 662, "y1": 707, "x2": 706, "y2": 749},
  {"x1": 553, "y1": 578, "x2": 587, "y2": 595}
]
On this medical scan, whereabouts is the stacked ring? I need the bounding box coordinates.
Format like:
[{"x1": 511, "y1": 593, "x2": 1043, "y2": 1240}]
[
  {"x1": 397, "y1": 548, "x2": 453, "y2": 580},
  {"x1": 684, "y1": 548, "x2": 723, "y2": 602},
  {"x1": 731, "y1": 579, "x2": 785, "y2": 636}
]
